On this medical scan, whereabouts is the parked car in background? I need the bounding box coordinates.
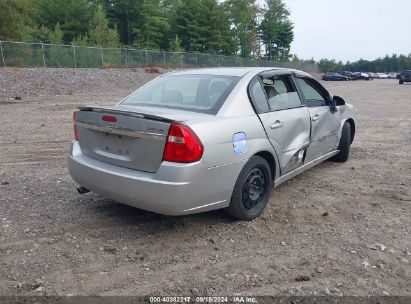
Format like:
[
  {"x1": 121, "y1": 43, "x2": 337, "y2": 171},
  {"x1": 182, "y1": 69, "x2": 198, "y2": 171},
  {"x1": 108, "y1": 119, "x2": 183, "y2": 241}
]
[
  {"x1": 349, "y1": 73, "x2": 360, "y2": 80},
  {"x1": 398, "y1": 70, "x2": 411, "y2": 84},
  {"x1": 322, "y1": 72, "x2": 350, "y2": 81},
  {"x1": 68, "y1": 67, "x2": 357, "y2": 220},
  {"x1": 367, "y1": 72, "x2": 377, "y2": 79},
  {"x1": 351, "y1": 72, "x2": 372, "y2": 80},
  {"x1": 338, "y1": 71, "x2": 355, "y2": 80},
  {"x1": 388, "y1": 72, "x2": 397, "y2": 79},
  {"x1": 377, "y1": 73, "x2": 389, "y2": 79},
  {"x1": 361, "y1": 72, "x2": 373, "y2": 80}
]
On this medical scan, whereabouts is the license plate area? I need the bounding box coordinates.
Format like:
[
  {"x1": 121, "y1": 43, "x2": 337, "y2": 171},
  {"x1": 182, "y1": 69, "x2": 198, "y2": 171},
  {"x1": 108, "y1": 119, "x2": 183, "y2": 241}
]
[{"x1": 98, "y1": 132, "x2": 134, "y2": 158}]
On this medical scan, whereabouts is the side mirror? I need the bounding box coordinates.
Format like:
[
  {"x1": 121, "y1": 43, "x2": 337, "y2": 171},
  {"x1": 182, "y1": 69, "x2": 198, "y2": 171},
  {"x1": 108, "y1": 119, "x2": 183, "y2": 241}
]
[
  {"x1": 329, "y1": 96, "x2": 344, "y2": 113},
  {"x1": 333, "y1": 95, "x2": 346, "y2": 106}
]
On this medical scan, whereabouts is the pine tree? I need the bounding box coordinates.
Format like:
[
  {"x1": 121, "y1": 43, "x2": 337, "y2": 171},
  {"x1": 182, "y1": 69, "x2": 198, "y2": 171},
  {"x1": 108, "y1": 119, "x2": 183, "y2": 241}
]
[
  {"x1": 170, "y1": 0, "x2": 203, "y2": 52},
  {"x1": 138, "y1": 0, "x2": 170, "y2": 49},
  {"x1": 89, "y1": 4, "x2": 120, "y2": 48},
  {"x1": 48, "y1": 22, "x2": 67, "y2": 67},
  {"x1": 102, "y1": 0, "x2": 142, "y2": 46},
  {"x1": 201, "y1": 0, "x2": 237, "y2": 54},
  {"x1": 0, "y1": 0, "x2": 33, "y2": 41},
  {"x1": 170, "y1": 35, "x2": 183, "y2": 52},
  {"x1": 223, "y1": 0, "x2": 257, "y2": 58},
  {"x1": 259, "y1": 0, "x2": 294, "y2": 61},
  {"x1": 34, "y1": 0, "x2": 93, "y2": 43},
  {"x1": 48, "y1": 23, "x2": 63, "y2": 44},
  {"x1": 168, "y1": 0, "x2": 236, "y2": 54}
]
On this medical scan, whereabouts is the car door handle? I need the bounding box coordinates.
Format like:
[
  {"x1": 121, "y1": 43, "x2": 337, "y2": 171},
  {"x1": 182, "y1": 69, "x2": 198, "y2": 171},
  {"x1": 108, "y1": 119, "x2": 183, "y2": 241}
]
[
  {"x1": 270, "y1": 120, "x2": 283, "y2": 129},
  {"x1": 312, "y1": 114, "x2": 320, "y2": 122}
]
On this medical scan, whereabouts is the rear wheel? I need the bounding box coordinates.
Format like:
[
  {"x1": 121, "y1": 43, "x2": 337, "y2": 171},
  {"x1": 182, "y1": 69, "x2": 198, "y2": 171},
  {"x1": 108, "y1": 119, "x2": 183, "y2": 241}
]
[
  {"x1": 399, "y1": 80, "x2": 403, "y2": 85},
  {"x1": 226, "y1": 156, "x2": 272, "y2": 221},
  {"x1": 331, "y1": 122, "x2": 351, "y2": 162}
]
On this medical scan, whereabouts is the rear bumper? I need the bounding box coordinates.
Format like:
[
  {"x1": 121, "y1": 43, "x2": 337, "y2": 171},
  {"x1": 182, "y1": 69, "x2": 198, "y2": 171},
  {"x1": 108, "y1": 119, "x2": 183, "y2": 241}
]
[{"x1": 67, "y1": 141, "x2": 244, "y2": 215}]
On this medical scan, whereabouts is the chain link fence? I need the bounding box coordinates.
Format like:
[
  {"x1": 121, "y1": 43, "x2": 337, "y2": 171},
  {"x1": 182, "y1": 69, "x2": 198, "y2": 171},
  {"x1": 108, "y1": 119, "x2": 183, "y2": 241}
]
[{"x1": 0, "y1": 41, "x2": 318, "y2": 73}]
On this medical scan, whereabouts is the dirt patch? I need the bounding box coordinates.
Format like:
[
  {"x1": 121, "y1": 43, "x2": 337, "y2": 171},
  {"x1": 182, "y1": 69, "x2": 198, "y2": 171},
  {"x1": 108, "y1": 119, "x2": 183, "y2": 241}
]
[{"x1": 0, "y1": 70, "x2": 410, "y2": 297}]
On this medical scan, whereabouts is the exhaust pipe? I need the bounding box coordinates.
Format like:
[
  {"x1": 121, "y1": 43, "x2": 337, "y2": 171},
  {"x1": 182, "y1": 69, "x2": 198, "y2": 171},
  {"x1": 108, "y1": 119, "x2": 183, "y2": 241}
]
[{"x1": 77, "y1": 186, "x2": 90, "y2": 194}]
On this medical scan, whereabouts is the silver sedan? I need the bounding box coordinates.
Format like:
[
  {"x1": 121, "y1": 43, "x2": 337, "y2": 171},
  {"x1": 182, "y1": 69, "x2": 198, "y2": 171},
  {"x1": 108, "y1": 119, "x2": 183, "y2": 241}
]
[{"x1": 68, "y1": 68, "x2": 357, "y2": 220}]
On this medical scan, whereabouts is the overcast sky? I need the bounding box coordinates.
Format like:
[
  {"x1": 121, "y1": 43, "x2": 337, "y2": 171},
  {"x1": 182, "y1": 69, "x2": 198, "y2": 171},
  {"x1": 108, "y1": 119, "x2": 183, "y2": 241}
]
[{"x1": 274, "y1": 0, "x2": 411, "y2": 62}]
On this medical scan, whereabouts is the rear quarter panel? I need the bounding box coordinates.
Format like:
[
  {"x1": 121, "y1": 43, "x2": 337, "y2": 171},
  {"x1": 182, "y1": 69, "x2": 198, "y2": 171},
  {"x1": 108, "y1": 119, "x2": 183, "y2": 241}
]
[
  {"x1": 190, "y1": 115, "x2": 275, "y2": 168},
  {"x1": 188, "y1": 114, "x2": 278, "y2": 203}
]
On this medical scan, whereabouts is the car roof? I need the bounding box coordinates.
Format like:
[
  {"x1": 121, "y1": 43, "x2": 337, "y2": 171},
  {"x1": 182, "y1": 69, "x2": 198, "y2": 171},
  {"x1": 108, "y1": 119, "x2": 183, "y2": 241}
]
[{"x1": 169, "y1": 67, "x2": 311, "y2": 78}]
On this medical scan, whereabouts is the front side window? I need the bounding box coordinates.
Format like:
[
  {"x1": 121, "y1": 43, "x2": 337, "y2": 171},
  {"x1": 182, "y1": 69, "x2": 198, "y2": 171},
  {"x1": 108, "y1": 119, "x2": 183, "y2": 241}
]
[
  {"x1": 295, "y1": 77, "x2": 329, "y2": 107},
  {"x1": 121, "y1": 74, "x2": 240, "y2": 114},
  {"x1": 261, "y1": 74, "x2": 302, "y2": 111}
]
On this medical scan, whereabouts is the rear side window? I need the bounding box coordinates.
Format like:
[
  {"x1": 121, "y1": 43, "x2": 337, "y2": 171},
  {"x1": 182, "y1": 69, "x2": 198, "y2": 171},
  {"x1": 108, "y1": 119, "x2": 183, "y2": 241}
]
[
  {"x1": 249, "y1": 78, "x2": 269, "y2": 113},
  {"x1": 122, "y1": 74, "x2": 240, "y2": 114}
]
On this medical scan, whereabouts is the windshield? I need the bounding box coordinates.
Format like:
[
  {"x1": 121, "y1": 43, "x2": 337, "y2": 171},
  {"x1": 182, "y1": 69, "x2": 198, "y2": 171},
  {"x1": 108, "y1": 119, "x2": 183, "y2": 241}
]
[{"x1": 121, "y1": 74, "x2": 240, "y2": 114}]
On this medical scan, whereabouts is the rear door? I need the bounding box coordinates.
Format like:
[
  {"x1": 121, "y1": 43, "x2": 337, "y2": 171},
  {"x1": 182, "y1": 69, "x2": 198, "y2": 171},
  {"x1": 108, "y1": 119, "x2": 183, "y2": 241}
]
[
  {"x1": 249, "y1": 72, "x2": 311, "y2": 175},
  {"x1": 294, "y1": 75, "x2": 340, "y2": 162}
]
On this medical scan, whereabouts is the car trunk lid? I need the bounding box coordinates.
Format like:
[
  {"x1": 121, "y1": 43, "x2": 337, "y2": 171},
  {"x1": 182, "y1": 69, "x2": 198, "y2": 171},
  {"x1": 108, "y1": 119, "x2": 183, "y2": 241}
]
[{"x1": 75, "y1": 106, "x2": 175, "y2": 173}]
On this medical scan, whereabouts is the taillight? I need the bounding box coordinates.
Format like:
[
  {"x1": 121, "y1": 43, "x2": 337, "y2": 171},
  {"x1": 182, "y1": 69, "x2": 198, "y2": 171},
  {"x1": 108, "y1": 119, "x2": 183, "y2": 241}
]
[
  {"x1": 102, "y1": 115, "x2": 117, "y2": 123},
  {"x1": 73, "y1": 112, "x2": 79, "y2": 141},
  {"x1": 163, "y1": 124, "x2": 203, "y2": 163}
]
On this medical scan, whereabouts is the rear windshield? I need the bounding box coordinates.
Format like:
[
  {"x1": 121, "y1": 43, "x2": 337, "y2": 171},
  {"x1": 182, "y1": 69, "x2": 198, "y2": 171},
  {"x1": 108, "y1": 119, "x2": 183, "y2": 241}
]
[{"x1": 121, "y1": 74, "x2": 240, "y2": 114}]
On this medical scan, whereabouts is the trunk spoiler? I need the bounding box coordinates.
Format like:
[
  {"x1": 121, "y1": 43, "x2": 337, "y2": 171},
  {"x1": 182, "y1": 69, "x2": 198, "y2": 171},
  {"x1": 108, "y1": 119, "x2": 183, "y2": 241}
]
[{"x1": 78, "y1": 106, "x2": 175, "y2": 123}]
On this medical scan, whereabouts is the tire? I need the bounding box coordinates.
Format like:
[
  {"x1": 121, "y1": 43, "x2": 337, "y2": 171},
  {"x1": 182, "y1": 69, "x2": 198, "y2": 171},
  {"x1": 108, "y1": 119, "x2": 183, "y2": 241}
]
[
  {"x1": 331, "y1": 122, "x2": 351, "y2": 162},
  {"x1": 399, "y1": 80, "x2": 403, "y2": 85},
  {"x1": 225, "y1": 156, "x2": 272, "y2": 221}
]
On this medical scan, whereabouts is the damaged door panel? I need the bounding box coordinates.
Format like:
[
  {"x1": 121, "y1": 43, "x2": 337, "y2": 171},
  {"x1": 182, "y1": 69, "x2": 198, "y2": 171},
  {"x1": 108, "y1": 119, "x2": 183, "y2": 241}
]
[
  {"x1": 293, "y1": 76, "x2": 340, "y2": 162},
  {"x1": 250, "y1": 73, "x2": 311, "y2": 174}
]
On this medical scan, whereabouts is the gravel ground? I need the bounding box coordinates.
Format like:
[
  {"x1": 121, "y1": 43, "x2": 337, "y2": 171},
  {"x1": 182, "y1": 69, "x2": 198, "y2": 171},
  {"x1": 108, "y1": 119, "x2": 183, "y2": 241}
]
[
  {"x1": 0, "y1": 68, "x2": 165, "y2": 98},
  {"x1": 0, "y1": 69, "x2": 410, "y2": 297}
]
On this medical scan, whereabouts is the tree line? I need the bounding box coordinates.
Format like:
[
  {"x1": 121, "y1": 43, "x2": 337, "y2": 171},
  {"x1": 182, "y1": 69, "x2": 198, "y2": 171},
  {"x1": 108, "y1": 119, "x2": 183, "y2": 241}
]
[
  {"x1": 1, "y1": 0, "x2": 410, "y2": 71},
  {"x1": 0, "y1": 0, "x2": 294, "y2": 61},
  {"x1": 318, "y1": 54, "x2": 411, "y2": 73}
]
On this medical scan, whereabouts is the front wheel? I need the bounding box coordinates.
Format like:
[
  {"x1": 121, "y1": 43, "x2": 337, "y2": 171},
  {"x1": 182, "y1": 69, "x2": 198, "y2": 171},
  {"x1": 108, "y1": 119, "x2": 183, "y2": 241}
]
[
  {"x1": 399, "y1": 80, "x2": 403, "y2": 85},
  {"x1": 226, "y1": 156, "x2": 272, "y2": 221},
  {"x1": 331, "y1": 122, "x2": 351, "y2": 162}
]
